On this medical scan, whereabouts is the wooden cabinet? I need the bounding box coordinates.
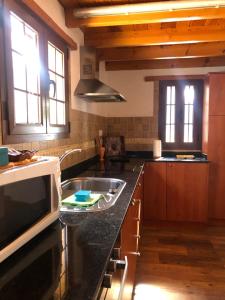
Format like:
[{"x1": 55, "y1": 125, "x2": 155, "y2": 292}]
[
  {"x1": 144, "y1": 162, "x2": 208, "y2": 222},
  {"x1": 208, "y1": 73, "x2": 225, "y2": 116},
  {"x1": 166, "y1": 163, "x2": 208, "y2": 222},
  {"x1": 144, "y1": 162, "x2": 166, "y2": 221},
  {"x1": 208, "y1": 115, "x2": 225, "y2": 219},
  {"x1": 120, "y1": 171, "x2": 143, "y2": 300},
  {"x1": 206, "y1": 73, "x2": 225, "y2": 220}
]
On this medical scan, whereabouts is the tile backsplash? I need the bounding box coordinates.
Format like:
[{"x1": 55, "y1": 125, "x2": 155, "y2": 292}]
[
  {"x1": 106, "y1": 82, "x2": 159, "y2": 151},
  {"x1": 0, "y1": 109, "x2": 107, "y2": 170},
  {"x1": 107, "y1": 117, "x2": 157, "y2": 151}
]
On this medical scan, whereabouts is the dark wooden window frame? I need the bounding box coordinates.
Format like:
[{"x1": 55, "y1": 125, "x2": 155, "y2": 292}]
[
  {"x1": 159, "y1": 79, "x2": 203, "y2": 151},
  {"x1": 0, "y1": 0, "x2": 70, "y2": 144}
]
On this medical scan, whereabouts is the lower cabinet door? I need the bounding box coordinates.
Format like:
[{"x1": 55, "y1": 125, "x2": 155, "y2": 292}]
[
  {"x1": 120, "y1": 200, "x2": 140, "y2": 300},
  {"x1": 166, "y1": 163, "x2": 208, "y2": 222},
  {"x1": 144, "y1": 163, "x2": 167, "y2": 221}
]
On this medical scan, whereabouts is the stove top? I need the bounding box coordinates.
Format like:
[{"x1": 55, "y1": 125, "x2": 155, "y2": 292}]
[{"x1": 86, "y1": 159, "x2": 142, "y2": 175}]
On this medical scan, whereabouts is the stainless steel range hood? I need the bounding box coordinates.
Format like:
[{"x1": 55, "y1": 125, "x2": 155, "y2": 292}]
[{"x1": 75, "y1": 47, "x2": 126, "y2": 102}]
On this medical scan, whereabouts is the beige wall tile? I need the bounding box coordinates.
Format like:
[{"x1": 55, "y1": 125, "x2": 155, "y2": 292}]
[
  {"x1": 0, "y1": 108, "x2": 107, "y2": 167},
  {"x1": 106, "y1": 82, "x2": 159, "y2": 151}
]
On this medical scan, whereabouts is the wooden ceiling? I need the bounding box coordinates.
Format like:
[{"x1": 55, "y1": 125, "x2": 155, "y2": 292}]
[
  {"x1": 59, "y1": 0, "x2": 171, "y2": 8},
  {"x1": 59, "y1": 0, "x2": 225, "y2": 70}
]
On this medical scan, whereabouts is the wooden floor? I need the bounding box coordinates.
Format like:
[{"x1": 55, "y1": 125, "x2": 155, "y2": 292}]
[{"x1": 133, "y1": 222, "x2": 225, "y2": 300}]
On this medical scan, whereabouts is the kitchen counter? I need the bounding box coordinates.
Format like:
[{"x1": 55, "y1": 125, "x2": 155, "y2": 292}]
[
  {"x1": 127, "y1": 150, "x2": 208, "y2": 163},
  {"x1": 146, "y1": 157, "x2": 209, "y2": 163},
  {"x1": 0, "y1": 158, "x2": 144, "y2": 300}
]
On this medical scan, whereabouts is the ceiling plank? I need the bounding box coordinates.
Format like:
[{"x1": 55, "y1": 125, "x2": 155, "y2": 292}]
[
  {"x1": 65, "y1": 7, "x2": 225, "y2": 28},
  {"x1": 85, "y1": 28, "x2": 225, "y2": 48},
  {"x1": 105, "y1": 56, "x2": 225, "y2": 70},
  {"x1": 145, "y1": 75, "x2": 206, "y2": 81},
  {"x1": 21, "y1": 0, "x2": 77, "y2": 50},
  {"x1": 97, "y1": 42, "x2": 225, "y2": 61}
]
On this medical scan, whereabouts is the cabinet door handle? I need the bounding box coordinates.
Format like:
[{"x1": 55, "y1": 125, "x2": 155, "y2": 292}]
[
  {"x1": 130, "y1": 252, "x2": 141, "y2": 256},
  {"x1": 134, "y1": 235, "x2": 141, "y2": 239},
  {"x1": 118, "y1": 256, "x2": 128, "y2": 300}
]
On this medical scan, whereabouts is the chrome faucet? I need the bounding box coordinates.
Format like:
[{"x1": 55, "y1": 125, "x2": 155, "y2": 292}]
[{"x1": 59, "y1": 148, "x2": 82, "y2": 164}]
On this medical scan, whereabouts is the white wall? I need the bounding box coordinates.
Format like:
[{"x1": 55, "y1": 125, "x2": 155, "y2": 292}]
[
  {"x1": 95, "y1": 62, "x2": 225, "y2": 117},
  {"x1": 96, "y1": 63, "x2": 225, "y2": 117},
  {"x1": 99, "y1": 65, "x2": 154, "y2": 117}
]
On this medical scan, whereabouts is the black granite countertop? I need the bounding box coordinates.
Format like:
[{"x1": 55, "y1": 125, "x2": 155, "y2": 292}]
[
  {"x1": 127, "y1": 151, "x2": 209, "y2": 163},
  {"x1": 145, "y1": 157, "x2": 209, "y2": 163},
  {"x1": 0, "y1": 158, "x2": 144, "y2": 300}
]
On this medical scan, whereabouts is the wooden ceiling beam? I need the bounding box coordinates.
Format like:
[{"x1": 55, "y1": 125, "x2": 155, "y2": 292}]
[
  {"x1": 97, "y1": 42, "x2": 225, "y2": 61},
  {"x1": 85, "y1": 28, "x2": 225, "y2": 48},
  {"x1": 145, "y1": 75, "x2": 206, "y2": 81},
  {"x1": 65, "y1": 7, "x2": 225, "y2": 28},
  {"x1": 105, "y1": 56, "x2": 225, "y2": 71}
]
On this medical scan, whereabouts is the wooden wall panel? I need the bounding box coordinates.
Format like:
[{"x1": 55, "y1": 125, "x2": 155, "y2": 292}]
[
  {"x1": 208, "y1": 115, "x2": 225, "y2": 219},
  {"x1": 209, "y1": 73, "x2": 225, "y2": 116}
]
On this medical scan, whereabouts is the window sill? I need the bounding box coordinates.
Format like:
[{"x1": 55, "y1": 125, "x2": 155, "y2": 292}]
[{"x1": 2, "y1": 131, "x2": 70, "y2": 145}]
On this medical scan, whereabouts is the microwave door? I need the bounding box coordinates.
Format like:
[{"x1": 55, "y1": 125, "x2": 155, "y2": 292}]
[{"x1": 0, "y1": 224, "x2": 62, "y2": 300}]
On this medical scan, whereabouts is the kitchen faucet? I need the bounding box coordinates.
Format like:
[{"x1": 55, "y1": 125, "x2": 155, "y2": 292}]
[
  {"x1": 58, "y1": 148, "x2": 82, "y2": 198},
  {"x1": 59, "y1": 148, "x2": 82, "y2": 164}
]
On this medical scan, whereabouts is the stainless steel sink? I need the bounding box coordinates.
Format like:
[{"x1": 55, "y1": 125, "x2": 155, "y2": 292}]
[{"x1": 60, "y1": 177, "x2": 126, "y2": 212}]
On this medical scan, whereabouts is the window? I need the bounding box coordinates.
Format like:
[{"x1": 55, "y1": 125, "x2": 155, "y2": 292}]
[
  {"x1": 10, "y1": 12, "x2": 41, "y2": 127},
  {"x1": 0, "y1": 1, "x2": 69, "y2": 143},
  {"x1": 159, "y1": 80, "x2": 203, "y2": 150}
]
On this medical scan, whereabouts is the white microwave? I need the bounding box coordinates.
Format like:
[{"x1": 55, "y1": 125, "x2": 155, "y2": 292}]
[{"x1": 0, "y1": 157, "x2": 61, "y2": 263}]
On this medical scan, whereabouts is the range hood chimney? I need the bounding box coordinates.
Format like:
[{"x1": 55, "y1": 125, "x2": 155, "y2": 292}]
[{"x1": 75, "y1": 47, "x2": 126, "y2": 102}]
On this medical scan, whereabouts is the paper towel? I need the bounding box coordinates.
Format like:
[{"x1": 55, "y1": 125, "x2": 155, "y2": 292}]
[{"x1": 153, "y1": 140, "x2": 162, "y2": 158}]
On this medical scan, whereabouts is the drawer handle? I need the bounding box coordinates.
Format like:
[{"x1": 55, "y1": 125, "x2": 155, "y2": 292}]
[
  {"x1": 131, "y1": 198, "x2": 141, "y2": 206},
  {"x1": 134, "y1": 235, "x2": 141, "y2": 239}
]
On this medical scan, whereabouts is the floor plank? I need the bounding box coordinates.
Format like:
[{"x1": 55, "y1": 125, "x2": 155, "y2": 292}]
[{"x1": 133, "y1": 223, "x2": 225, "y2": 300}]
